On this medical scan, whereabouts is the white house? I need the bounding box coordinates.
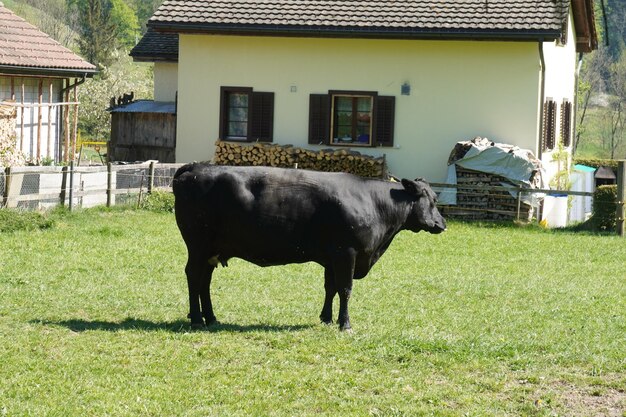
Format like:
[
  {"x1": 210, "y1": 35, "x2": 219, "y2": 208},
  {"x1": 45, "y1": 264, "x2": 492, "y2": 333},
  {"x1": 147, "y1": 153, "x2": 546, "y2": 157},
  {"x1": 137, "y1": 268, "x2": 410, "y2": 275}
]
[
  {"x1": 0, "y1": 2, "x2": 96, "y2": 164},
  {"x1": 143, "y1": 0, "x2": 597, "y2": 183}
]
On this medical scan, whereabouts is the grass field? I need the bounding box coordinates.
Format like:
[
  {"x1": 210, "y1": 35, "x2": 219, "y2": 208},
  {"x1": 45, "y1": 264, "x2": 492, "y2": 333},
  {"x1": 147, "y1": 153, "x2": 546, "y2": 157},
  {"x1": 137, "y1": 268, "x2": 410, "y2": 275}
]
[{"x1": 0, "y1": 208, "x2": 625, "y2": 416}]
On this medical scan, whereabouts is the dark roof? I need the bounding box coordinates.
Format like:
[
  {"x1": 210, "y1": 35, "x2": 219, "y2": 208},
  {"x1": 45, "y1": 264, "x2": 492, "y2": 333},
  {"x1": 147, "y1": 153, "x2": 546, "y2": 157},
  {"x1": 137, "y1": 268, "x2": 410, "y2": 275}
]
[
  {"x1": 0, "y1": 2, "x2": 96, "y2": 76},
  {"x1": 130, "y1": 28, "x2": 179, "y2": 62},
  {"x1": 148, "y1": 0, "x2": 570, "y2": 41}
]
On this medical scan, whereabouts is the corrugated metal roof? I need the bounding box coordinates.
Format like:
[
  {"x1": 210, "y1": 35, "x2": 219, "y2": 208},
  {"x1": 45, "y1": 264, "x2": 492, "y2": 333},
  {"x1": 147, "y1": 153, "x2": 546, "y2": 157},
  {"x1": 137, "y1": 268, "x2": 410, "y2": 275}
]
[
  {"x1": 109, "y1": 100, "x2": 176, "y2": 114},
  {"x1": 0, "y1": 3, "x2": 96, "y2": 74}
]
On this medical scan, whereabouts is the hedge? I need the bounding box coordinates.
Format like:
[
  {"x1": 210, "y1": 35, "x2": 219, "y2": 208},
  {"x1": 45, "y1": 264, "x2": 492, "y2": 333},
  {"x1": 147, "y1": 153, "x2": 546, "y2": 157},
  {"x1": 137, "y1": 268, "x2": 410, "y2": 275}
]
[{"x1": 590, "y1": 185, "x2": 618, "y2": 231}]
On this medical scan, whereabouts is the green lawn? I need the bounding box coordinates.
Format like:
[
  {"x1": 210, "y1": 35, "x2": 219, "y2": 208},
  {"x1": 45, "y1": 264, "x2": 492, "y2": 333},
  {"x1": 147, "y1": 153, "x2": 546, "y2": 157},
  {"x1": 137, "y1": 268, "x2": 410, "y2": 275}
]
[{"x1": 0, "y1": 209, "x2": 624, "y2": 416}]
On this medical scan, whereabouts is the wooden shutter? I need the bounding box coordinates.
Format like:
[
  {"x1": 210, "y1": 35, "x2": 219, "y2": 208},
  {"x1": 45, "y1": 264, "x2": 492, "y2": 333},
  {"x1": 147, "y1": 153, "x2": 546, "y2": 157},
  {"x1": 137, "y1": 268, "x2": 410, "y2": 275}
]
[
  {"x1": 249, "y1": 91, "x2": 274, "y2": 142},
  {"x1": 308, "y1": 94, "x2": 330, "y2": 145},
  {"x1": 560, "y1": 100, "x2": 572, "y2": 147},
  {"x1": 374, "y1": 96, "x2": 395, "y2": 147},
  {"x1": 542, "y1": 100, "x2": 557, "y2": 151}
]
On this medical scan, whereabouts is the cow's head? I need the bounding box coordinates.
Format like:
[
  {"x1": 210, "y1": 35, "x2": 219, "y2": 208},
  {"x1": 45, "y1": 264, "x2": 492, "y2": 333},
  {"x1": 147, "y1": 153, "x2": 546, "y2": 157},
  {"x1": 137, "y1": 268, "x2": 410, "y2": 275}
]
[{"x1": 401, "y1": 178, "x2": 446, "y2": 234}]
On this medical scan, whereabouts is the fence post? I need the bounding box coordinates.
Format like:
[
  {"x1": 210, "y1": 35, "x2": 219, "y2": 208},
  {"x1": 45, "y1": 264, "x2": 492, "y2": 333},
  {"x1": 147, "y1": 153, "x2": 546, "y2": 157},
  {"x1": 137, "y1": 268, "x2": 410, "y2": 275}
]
[
  {"x1": 60, "y1": 165, "x2": 68, "y2": 207},
  {"x1": 148, "y1": 161, "x2": 155, "y2": 194},
  {"x1": 617, "y1": 160, "x2": 625, "y2": 237},
  {"x1": 68, "y1": 160, "x2": 74, "y2": 212},
  {"x1": 3, "y1": 167, "x2": 11, "y2": 208},
  {"x1": 106, "y1": 162, "x2": 112, "y2": 208}
]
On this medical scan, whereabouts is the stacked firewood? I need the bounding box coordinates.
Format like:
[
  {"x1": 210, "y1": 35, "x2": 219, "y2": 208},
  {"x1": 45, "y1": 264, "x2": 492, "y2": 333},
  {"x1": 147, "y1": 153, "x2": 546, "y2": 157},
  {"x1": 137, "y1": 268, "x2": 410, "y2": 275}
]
[
  {"x1": 214, "y1": 140, "x2": 387, "y2": 178},
  {"x1": 444, "y1": 167, "x2": 533, "y2": 221}
]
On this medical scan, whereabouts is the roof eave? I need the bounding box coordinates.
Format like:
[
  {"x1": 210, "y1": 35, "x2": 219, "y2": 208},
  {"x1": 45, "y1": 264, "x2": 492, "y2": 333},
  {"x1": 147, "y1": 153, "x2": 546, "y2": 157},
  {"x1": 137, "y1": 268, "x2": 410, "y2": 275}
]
[
  {"x1": 0, "y1": 64, "x2": 97, "y2": 78},
  {"x1": 149, "y1": 21, "x2": 561, "y2": 43}
]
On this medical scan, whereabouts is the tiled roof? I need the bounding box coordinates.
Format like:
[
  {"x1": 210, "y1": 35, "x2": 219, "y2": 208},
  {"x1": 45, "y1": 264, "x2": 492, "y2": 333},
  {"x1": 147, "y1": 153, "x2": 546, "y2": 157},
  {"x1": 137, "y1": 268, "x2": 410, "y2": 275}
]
[
  {"x1": 130, "y1": 28, "x2": 179, "y2": 62},
  {"x1": 0, "y1": 3, "x2": 96, "y2": 75},
  {"x1": 149, "y1": 0, "x2": 568, "y2": 39}
]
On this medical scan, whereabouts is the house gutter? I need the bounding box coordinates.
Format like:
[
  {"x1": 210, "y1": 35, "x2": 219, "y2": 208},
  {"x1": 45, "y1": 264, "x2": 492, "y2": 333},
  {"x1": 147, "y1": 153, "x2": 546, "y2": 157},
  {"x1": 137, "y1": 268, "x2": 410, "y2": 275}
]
[{"x1": 537, "y1": 42, "x2": 546, "y2": 161}]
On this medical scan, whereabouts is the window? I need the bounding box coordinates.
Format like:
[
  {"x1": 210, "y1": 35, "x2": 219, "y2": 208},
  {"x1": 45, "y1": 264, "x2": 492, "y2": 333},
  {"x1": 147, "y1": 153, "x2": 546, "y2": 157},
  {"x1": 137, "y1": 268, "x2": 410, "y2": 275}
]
[
  {"x1": 309, "y1": 91, "x2": 395, "y2": 147},
  {"x1": 542, "y1": 99, "x2": 557, "y2": 151},
  {"x1": 220, "y1": 87, "x2": 274, "y2": 142}
]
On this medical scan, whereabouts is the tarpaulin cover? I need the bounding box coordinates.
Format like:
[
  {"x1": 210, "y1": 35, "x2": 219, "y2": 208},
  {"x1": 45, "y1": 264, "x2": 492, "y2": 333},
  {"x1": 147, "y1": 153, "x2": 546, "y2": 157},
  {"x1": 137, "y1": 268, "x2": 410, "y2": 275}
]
[{"x1": 439, "y1": 137, "x2": 545, "y2": 206}]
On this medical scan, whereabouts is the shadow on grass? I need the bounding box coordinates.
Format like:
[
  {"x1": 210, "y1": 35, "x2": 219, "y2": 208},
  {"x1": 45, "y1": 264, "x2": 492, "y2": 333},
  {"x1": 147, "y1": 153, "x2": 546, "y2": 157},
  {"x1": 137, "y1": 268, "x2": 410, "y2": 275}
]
[{"x1": 33, "y1": 318, "x2": 315, "y2": 333}]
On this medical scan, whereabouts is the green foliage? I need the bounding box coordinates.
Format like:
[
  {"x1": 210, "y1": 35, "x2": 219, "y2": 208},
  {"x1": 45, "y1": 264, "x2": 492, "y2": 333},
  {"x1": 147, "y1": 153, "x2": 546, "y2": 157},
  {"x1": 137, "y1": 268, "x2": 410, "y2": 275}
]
[
  {"x1": 109, "y1": 0, "x2": 139, "y2": 49},
  {"x1": 573, "y1": 157, "x2": 618, "y2": 171},
  {"x1": 1, "y1": 212, "x2": 625, "y2": 415},
  {"x1": 78, "y1": 50, "x2": 153, "y2": 139},
  {"x1": 140, "y1": 191, "x2": 175, "y2": 213},
  {"x1": 0, "y1": 209, "x2": 54, "y2": 232},
  {"x1": 591, "y1": 185, "x2": 618, "y2": 231}
]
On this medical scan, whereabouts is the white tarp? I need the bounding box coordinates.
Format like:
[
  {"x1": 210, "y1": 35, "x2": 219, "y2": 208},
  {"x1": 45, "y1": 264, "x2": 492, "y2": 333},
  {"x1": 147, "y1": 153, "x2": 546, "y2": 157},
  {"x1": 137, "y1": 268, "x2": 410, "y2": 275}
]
[{"x1": 439, "y1": 137, "x2": 545, "y2": 206}]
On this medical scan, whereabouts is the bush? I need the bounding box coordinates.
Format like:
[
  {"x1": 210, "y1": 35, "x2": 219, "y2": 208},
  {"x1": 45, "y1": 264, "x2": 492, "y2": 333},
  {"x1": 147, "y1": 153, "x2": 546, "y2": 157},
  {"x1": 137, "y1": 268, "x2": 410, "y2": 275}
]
[
  {"x1": 590, "y1": 185, "x2": 618, "y2": 231},
  {"x1": 573, "y1": 158, "x2": 618, "y2": 172},
  {"x1": 140, "y1": 191, "x2": 175, "y2": 213},
  {"x1": 0, "y1": 209, "x2": 54, "y2": 232}
]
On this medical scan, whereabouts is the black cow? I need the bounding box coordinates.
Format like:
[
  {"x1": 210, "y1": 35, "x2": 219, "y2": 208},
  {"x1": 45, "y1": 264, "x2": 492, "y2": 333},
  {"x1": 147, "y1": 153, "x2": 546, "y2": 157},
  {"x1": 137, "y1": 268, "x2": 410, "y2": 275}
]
[{"x1": 173, "y1": 163, "x2": 446, "y2": 330}]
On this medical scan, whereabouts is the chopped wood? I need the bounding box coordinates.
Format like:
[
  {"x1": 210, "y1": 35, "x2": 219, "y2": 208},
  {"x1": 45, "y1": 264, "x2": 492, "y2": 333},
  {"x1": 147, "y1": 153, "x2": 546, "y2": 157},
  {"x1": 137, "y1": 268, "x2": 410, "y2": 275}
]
[{"x1": 213, "y1": 140, "x2": 387, "y2": 178}]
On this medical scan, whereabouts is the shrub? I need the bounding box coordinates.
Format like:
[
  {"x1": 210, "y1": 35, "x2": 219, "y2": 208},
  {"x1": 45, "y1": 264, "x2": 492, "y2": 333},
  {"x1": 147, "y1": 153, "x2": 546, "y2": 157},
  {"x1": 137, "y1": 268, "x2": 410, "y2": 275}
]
[
  {"x1": 590, "y1": 185, "x2": 618, "y2": 231},
  {"x1": 0, "y1": 209, "x2": 54, "y2": 232},
  {"x1": 573, "y1": 158, "x2": 618, "y2": 172},
  {"x1": 140, "y1": 191, "x2": 175, "y2": 213}
]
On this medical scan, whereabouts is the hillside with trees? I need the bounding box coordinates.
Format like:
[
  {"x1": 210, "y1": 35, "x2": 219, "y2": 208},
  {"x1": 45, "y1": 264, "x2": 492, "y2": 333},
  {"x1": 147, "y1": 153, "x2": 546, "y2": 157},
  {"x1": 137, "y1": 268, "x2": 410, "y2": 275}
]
[{"x1": 576, "y1": 0, "x2": 626, "y2": 160}]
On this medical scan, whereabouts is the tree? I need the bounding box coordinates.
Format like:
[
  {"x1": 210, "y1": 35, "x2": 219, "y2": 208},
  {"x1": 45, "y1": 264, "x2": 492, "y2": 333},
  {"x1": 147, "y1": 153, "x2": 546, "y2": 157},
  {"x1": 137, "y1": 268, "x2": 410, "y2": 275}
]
[
  {"x1": 69, "y1": 0, "x2": 117, "y2": 68},
  {"x1": 78, "y1": 50, "x2": 153, "y2": 140},
  {"x1": 109, "y1": 0, "x2": 140, "y2": 48}
]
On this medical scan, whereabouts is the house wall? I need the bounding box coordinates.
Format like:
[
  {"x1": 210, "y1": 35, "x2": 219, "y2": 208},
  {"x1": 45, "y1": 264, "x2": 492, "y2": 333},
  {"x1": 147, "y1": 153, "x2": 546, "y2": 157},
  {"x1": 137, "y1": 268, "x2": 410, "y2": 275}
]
[
  {"x1": 541, "y1": 12, "x2": 578, "y2": 181},
  {"x1": 176, "y1": 35, "x2": 542, "y2": 182},
  {"x1": 0, "y1": 76, "x2": 64, "y2": 162},
  {"x1": 154, "y1": 62, "x2": 178, "y2": 102}
]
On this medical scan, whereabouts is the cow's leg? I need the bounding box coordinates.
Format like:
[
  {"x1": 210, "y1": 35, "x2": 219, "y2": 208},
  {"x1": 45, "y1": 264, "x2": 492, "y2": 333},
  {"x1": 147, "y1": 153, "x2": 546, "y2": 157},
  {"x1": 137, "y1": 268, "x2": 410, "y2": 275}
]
[
  {"x1": 320, "y1": 266, "x2": 336, "y2": 325},
  {"x1": 199, "y1": 265, "x2": 217, "y2": 325},
  {"x1": 184, "y1": 252, "x2": 205, "y2": 328},
  {"x1": 333, "y1": 251, "x2": 356, "y2": 331}
]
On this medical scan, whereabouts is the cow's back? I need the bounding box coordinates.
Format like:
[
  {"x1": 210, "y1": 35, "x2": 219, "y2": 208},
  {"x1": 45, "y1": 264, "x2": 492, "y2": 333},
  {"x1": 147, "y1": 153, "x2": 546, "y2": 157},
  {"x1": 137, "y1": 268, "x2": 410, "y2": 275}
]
[{"x1": 173, "y1": 163, "x2": 405, "y2": 267}]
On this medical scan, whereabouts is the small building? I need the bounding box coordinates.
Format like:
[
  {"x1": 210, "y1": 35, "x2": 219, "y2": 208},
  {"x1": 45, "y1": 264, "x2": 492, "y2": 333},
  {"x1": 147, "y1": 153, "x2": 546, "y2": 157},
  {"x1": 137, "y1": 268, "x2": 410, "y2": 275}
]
[
  {"x1": 0, "y1": 2, "x2": 96, "y2": 164},
  {"x1": 109, "y1": 100, "x2": 176, "y2": 162},
  {"x1": 143, "y1": 0, "x2": 596, "y2": 182},
  {"x1": 104, "y1": 28, "x2": 179, "y2": 163}
]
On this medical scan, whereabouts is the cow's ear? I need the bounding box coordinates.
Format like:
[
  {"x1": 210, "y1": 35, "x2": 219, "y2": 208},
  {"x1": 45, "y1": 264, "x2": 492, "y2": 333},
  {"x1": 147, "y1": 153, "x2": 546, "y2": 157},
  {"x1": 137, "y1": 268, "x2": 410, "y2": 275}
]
[{"x1": 401, "y1": 178, "x2": 423, "y2": 196}]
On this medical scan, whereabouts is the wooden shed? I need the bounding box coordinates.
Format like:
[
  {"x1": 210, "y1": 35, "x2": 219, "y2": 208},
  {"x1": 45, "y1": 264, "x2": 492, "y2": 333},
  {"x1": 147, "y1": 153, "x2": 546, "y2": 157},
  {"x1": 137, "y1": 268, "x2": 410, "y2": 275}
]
[{"x1": 108, "y1": 100, "x2": 176, "y2": 162}]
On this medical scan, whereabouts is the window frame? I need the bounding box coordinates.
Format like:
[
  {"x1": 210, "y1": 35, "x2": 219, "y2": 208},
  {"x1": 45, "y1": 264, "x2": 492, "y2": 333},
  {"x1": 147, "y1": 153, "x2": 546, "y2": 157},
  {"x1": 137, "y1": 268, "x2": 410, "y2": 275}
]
[
  {"x1": 329, "y1": 90, "x2": 378, "y2": 147},
  {"x1": 219, "y1": 86, "x2": 274, "y2": 143},
  {"x1": 308, "y1": 90, "x2": 394, "y2": 148}
]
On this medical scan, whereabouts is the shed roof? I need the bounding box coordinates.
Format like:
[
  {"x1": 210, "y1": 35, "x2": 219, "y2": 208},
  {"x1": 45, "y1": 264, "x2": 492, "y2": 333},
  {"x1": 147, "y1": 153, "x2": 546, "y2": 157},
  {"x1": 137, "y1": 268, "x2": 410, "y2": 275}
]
[
  {"x1": 149, "y1": 0, "x2": 571, "y2": 42},
  {"x1": 0, "y1": 2, "x2": 96, "y2": 76},
  {"x1": 109, "y1": 100, "x2": 176, "y2": 114}
]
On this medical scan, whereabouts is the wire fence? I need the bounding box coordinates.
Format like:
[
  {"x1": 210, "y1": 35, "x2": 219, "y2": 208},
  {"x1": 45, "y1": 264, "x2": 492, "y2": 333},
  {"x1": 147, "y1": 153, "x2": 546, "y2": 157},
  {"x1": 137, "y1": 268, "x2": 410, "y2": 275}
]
[
  {"x1": 1, "y1": 162, "x2": 184, "y2": 211},
  {"x1": 1, "y1": 161, "x2": 624, "y2": 235}
]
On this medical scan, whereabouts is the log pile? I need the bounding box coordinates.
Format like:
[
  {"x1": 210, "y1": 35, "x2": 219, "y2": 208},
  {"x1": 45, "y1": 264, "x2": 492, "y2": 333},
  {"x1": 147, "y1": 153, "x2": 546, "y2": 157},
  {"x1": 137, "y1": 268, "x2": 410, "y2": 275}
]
[
  {"x1": 444, "y1": 167, "x2": 533, "y2": 221},
  {"x1": 214, "y1": 140, "x2": 387, "y2": 178}
]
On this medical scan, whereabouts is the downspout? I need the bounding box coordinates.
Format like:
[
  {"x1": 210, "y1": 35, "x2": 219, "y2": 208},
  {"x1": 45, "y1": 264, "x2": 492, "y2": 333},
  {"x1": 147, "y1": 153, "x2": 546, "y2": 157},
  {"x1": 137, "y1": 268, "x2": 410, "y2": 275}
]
[
  {"x1": 537, "y1": 42, "x2": 546, "y2": 161},
  {"x1": 572, "y1": 52, "x2": 584, "y2": 156}
]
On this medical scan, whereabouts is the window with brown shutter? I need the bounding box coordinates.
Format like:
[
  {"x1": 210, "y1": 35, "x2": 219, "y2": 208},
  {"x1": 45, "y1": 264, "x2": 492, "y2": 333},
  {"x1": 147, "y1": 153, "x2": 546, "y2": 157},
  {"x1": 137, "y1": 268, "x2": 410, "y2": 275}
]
[
  {"x1": 560, "y1": 99, "x2": 572, "y2": 147},
  {"x1": 220, "y1": 87, "x2": 274, "y2": 142},
  {"x1": 308, "y1": 91, "x2": 395, "y2": 147},
  {"x1": 542, "y1": 99, "x2": 557, "y2": 151}
]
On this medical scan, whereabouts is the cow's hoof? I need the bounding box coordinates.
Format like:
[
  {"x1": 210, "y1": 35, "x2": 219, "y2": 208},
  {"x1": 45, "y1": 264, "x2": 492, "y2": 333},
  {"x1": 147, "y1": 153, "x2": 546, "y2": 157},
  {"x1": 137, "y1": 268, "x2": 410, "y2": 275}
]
[
  {"x1": 320, "y1": 316, "x2": 333, "y2": 325},
  {"x1": 205, "y1": 316, "x2": 218, "y2": 326},
  {"x1": 339, "y1": 323, "x2": 352, "y2": 332},
  {"x1": 190, "y1": 322, "x2": 205, "y2": 330}
]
